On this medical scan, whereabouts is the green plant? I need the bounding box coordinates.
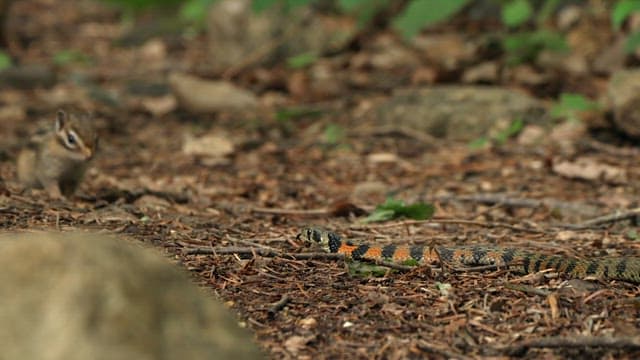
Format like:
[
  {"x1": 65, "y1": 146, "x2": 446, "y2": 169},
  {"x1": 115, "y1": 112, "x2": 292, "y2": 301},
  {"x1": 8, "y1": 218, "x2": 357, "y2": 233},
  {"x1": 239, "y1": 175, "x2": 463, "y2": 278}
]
[
  {"x1": 252, "y1": 0, "x2": 309, "y2": 12},
  {"x1": 494, "y1": 118, "x2": 524, "y2": 145},
  {"x1": 0, "y1": 50, "x2": 11, "y2": 71},
  {"x1": 53, "y1": 50, "x2": 92, "y2": 66},
  {"x1": 364, "y1": 198, "x2": 435, "y2": 223},
  {"x1": 180, "y1": 0, "x2": 217, "y2": 26},
  {"x1": 503, "y1": 30, "x2": 567, "y2": 65},
  {"x1": 323, "y1": 123, "x2": 345, "y2": 145},
  {"x1": 612, "y1": 0, "x2": 640, "y2": 53},
  {"x1": 501, "y1": 0, "x2": 533, "y2": 28},
  {"x1": 337, "y1": 0, "x2": 388, "y2": 28},
  {"x1": 612, "y1": 0, "x2": 640, "y2": 29},
  {"x1": 287, "y1": 52, "x2": 318, "y2": 69},
  {"x1": 392, "y1": 0, "x2": 470, "y2": 39},
  {"x1": 468, "y1": 118, "x2": 524, "y2": 149},
  {"x1": 550, "y1": 93, "x2": 600, "y2": 122}
]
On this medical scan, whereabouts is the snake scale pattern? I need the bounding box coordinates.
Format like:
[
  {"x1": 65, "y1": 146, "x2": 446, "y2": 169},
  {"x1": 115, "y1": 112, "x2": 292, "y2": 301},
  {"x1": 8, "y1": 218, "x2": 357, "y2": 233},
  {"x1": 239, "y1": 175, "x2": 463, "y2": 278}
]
[{"x1": 296, "y1": 227, "x2": 640, "y2": 284}]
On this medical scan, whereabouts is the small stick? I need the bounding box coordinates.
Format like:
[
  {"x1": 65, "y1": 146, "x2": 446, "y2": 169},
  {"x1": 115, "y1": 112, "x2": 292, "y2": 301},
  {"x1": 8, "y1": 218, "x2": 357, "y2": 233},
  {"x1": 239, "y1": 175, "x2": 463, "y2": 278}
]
[
  {"x1": 500, "y1": 335, "x2": 640, "y2": 356},
  {"x1": 567, "y1": 207, "x2": 640, "y2": 229},
  {"x1": 416, "y1": 340, "x2": 472, "y2": 360},
  {"x1": 359, "y1": 218, "x2": 545, "y2": 234},
  {"x1": 267, "y1": 294, "x2": 291, "y2": 317},
  {"x1": 250, "y1": 206, "x2": 329, "y2": 216},
  {"x1": 503, "y1": 283, "x2": 551, "y2": 297}
]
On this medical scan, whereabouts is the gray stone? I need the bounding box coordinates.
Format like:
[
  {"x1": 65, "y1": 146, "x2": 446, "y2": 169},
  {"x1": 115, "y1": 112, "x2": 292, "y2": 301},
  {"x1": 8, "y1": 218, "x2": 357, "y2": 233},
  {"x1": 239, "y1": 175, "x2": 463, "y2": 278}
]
[
  {"x1": 0, "y1": 232, "x2": 264, "y2": 360},
  {"x1": 373, "y1": 86, "x2": 547, "y2": 141},
  {"x1": 607, "y1": 69, "x2": 640, "y2": 138}
]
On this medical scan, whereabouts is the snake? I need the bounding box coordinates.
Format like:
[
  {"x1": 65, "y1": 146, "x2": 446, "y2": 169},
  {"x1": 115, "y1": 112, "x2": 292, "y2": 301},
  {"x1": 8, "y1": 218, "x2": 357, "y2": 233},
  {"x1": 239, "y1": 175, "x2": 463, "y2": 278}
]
[{"x1": 296, "y1": 227, "x2": 640, "y2": 284}]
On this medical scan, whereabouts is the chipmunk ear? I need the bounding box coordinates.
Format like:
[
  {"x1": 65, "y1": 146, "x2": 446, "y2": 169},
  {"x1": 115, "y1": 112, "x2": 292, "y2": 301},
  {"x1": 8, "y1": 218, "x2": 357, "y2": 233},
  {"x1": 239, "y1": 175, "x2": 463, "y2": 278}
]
[{"x1": 55, "y1": 110, "x2": 67, "y2": 131}]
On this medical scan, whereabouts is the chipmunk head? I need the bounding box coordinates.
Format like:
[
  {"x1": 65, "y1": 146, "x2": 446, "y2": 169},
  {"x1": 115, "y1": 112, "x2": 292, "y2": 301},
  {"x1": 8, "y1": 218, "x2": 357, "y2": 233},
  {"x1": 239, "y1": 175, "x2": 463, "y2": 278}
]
[{"x1": 54, "y1": 109, "x2": 98, "y2": 161}]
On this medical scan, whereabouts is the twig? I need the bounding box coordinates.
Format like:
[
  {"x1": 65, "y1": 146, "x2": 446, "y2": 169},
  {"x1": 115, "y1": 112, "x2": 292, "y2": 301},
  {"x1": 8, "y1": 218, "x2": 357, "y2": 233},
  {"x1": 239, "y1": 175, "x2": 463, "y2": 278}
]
[
  {"x1": 353, "y1": 125, "x2": 440, "y2": 146},
  {"x1": 579, "y1": 138, "x2": 640, "y2": 157},
  {"x1": 503, "y1": 283, "x2": 551, "y2": 297},
  {"x1": 499, "y1": 335, "x2": 640, "y2": 356},
  {"x1": 358, "y1": 218, "x2": 545, "y2": 234},
  {"x1": 250, "y1": 206, "x2": 329, "y2": 216},
  {"x1": 436, "y1": 193, "x2": 600, "y2": 216},
  {"x1": 267, "y1": 294, "x2": 291, "y2": 317},
  {"x1": 416, "y1": 340, "x2": 472, "y2": 360},
  {"x1": 565, "y1": 207, "x2": 640, "y2": 229}
]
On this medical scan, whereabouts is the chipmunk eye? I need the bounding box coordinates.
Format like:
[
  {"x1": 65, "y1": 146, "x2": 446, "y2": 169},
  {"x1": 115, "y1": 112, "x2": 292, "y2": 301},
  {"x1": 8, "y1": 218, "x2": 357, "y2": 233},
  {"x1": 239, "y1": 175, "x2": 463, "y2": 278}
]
[{"x1": 66, "y1": 133, "x2": 76, "y2": 146}]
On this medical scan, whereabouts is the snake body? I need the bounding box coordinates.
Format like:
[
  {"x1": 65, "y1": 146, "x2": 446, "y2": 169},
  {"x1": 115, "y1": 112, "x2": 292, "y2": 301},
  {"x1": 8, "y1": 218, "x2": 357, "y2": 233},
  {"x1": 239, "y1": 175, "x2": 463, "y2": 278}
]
[{"x1": 296, "y1": 227, "x2": 640, "y2": 284}]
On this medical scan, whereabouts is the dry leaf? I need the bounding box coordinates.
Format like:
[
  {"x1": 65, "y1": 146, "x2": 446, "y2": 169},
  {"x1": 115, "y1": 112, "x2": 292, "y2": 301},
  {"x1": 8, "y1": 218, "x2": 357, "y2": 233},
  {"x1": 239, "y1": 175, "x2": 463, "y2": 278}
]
[{"x1": 552, "y1": 157, "x2": 627, "y2": 184}]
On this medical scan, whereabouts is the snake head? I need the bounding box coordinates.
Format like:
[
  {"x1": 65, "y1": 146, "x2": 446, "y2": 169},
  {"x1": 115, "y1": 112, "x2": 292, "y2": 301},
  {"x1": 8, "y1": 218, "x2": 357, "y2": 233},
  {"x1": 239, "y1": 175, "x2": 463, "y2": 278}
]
[
  {"x1": 296, "y1": 227, "x2": 321, "y2": 244},
  {"x1": 296, "y1": 227, "x2": 340, "y2": 253}
]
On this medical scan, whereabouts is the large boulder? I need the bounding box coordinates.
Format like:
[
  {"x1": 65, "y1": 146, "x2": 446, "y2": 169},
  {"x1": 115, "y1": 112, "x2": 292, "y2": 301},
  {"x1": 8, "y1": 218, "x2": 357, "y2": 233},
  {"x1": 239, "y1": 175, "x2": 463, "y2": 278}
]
[{"x1": 0, "y1": 231, "x2": 264, "y2": 360}]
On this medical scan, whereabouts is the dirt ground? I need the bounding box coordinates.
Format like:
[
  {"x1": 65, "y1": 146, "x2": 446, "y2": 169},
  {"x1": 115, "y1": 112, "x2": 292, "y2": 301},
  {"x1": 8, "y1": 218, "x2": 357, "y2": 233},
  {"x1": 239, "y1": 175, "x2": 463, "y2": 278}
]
[{"x1": 1, "y1": 1, "x2": 640, "y2": 359}]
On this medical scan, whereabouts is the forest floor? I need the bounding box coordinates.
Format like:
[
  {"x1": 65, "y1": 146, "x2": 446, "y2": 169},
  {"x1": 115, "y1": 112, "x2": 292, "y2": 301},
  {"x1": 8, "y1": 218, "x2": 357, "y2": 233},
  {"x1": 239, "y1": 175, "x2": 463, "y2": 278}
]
[{"x1": 1, "y1": 1, "x2": 640, "y2": 359}]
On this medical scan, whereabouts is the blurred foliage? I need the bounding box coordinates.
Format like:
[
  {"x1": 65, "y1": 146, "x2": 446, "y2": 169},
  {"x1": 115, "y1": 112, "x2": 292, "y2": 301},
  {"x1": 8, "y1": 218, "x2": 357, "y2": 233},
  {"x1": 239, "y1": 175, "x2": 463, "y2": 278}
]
[
  {"x1": 550, "y1": 93, "x2": 600, "y2": 122},
  {"x1": 612, "y1": 0, "x2": 640, "y2": 29},
  {"x1": 392, "y1": 0, "x2": 470, "y2": 39},
  {"x1": 503, "y1": 30, "x2": 568, "y2": 65},
  {"x1": 365, "y1": 198, "x2": 435, "y2": 223},
  {"x1": 0, "y1": 50, "x2": 11, "y2": 70},
  {"x1": 323, "y1": 123, "x2": 345, "y2": 145},
  {"x1": 287, "y1": 52, "x2": 318, "y2": 69},
  {"x1": 96, "y1": 0, "x2": 640, "y2": 60},
  {"x1": 53, "y1": 49, "x2": 93, "y2": 66},
  {"x1": 501, "y1": 0, "x2": 533, "y2": 28},
  {"x1": 469, "y1": 118, "x2": 524, "y2": 149}
]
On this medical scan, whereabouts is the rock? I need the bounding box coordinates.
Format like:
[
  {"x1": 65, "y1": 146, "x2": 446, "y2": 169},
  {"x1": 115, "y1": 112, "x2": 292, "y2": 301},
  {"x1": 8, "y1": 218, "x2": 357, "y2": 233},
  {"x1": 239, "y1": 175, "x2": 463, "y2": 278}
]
[
  {"x1": 607, "y1": 69, "x2": 640, "y2": 138},
  {"x1": 169, "y1": 72, "x2": 258, "y2": 113},
  {"x1": 412, "y1": 34, "x2": 477, "y2": 71},
  {"x1": 592, "y1": 36, "x2": 626, "y2": 75},
  {"x1": 0, "y1": 232, "x2": 264, "y2": 360},
  {"x1": 517, "y1": 124, "x2": 546, "y2": 146},
  {"x1": 206, "y1": 0, "x2": 355, "y2": 73},
  {"x1": 182, "y1": 133, "x2": 235, "y2": 158},
  {"x1": 552, "y1": 157, "x2": 627, "y2": 185},
  {"x1": 461, "y1": 61, "x2": 499, "y2": 84},
  {"x1": 0, "y1": 64, "x2": 56, "y2": 89},
  {"x1": 373, "y1": 86, "x2": 546, "y2": 141}
]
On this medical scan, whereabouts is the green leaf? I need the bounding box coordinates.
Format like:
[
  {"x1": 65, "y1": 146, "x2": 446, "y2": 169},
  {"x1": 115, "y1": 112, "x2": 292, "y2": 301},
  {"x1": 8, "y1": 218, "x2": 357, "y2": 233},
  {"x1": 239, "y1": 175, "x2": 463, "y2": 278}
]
[
  {"x1": 468, "y1": 137, "x2": 489, "y2": 150},
  {"x1": 252, "y1": 0, "x2": 276, "y2": 12},
  {"x1": 323, "y1": 123, "x2": 345, "y2": 145},
  {"x1": 503, "y1": 30, "x2": 567, "y2": 65},
  {"x1": 392, "y1": 0, "x2": 470, "y2": 39},
  {"x1": 348, "y1": 262, "x2": 389, "y2": 277},
  {"x1": 364, "y1": 209, "x2": 396, "y2": 223},
  {"x1": 625, "y1": 30, "x2": 640, "y2": 53},
  {"x1": 550, "y1": 93, "x2": 600, "y2": 120},
  {"x1": 627, "y1": 229, "x2": 639, "y2": 240},
  {"x1": 275, "y1": 106, "x2": 324, "y2": 122},
  {"x1": 339, "y1": 0, "x2": 388, "y2": 28},
  {"x1": 395, "y1": 203, "x2": 435, "y2": 220},
  {"x1": 180, "y1": 0, "x2": 216, "y2": 24},
  {"x1": 502, "y1": 0, "x2": 533, "y2": 28},
  {"x1": 494, "y1": 118, "x2": 524, "y2": 144},
  {"x1": 287, "y1": 52, "x2": 318, "y2": 69},
  {"x1": 0, "y1": 51, "x2": 11, "y2": 71},
  {"x1": 338, "y1": 0, "x2": 369, "y2": 12},
  {"x1": 364, "y1": 198, "x2": 435, "y2": 223},
  {"x1": 612, "y1": 0, "x2": 640, "y2": 30},
  {"x1": 53, "y1": 50, "x2": 91, "y2": 66}
]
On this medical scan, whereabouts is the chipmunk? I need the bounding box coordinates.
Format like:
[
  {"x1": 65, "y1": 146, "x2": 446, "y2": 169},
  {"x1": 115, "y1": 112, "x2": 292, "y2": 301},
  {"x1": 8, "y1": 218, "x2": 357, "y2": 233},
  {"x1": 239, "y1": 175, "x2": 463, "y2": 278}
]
[{"x1": 17, "y1": 109, "x2": 98, "y2": 198}]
